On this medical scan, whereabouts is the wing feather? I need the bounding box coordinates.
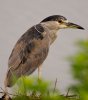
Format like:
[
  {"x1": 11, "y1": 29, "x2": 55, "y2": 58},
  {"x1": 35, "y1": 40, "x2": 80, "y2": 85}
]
[{"x1": 6, "y1": 24, "x2": 49, "y2": 87}]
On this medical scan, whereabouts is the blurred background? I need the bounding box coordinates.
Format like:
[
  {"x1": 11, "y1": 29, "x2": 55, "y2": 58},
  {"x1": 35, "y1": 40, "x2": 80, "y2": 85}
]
[{"x1": 0, "y1": 0, "x2": 87, "y2": 93}]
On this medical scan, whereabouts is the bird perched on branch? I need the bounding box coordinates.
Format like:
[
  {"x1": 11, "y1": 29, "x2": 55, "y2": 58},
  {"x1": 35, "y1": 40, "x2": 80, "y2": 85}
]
[{"x1": 4, "y1": 15, "x2": 84, "y2": 91}]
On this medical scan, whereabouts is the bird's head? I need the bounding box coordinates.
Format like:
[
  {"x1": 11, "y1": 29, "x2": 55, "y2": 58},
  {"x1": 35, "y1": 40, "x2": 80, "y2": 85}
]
[{"x1": 40, "y1": 15, "x2": 84, "y2": 30}]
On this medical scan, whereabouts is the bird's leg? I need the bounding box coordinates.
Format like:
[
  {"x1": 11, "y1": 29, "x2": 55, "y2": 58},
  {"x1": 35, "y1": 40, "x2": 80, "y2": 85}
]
[{"x1": 38, "y1": 65, "x2": 42, "y2": 80}]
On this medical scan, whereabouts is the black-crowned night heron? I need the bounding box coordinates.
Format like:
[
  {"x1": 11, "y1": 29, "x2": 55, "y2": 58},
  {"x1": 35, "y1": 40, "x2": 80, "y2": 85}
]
[{"x1": 4, "y1": 15, "x2": 84, "y2": 91}]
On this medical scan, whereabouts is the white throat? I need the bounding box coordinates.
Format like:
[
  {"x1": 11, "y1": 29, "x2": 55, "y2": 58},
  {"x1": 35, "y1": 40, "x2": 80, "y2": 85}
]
[{"x1": 41, "y1": 21, "x2": 59, "y2": 44}]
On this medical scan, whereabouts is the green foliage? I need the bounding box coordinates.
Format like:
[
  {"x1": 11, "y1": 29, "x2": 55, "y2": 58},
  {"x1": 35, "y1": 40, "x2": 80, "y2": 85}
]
[
  {"x1": 70, "y1": 40, "x2": 88, "y2": 100},
  {"x1": 12, "y1": 77, "x2": 63, "y2": 100},
  {"x1": 11, "y1": 40, "x2": 88, "y2": 100},
  {"x1": 14, "y1": 77, "x2": 50, "y2": 95}
]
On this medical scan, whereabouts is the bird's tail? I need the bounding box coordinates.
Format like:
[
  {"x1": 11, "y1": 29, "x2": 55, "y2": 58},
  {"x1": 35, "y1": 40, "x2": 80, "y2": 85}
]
[
  {"x1": 4, "y1": 68, "x2": 18, "y2": 89},
  {"x1": 4, "y1": 69, "x2": 9, "y2": 93},
  {"x1": 1, "y1": 70, "x2": 10, "y2": 100}
]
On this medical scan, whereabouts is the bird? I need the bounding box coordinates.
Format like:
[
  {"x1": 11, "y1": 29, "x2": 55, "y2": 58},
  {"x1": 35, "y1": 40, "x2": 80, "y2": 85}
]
[{"x1": 4, "y1": 15, "x2": 84, "y2": 91}]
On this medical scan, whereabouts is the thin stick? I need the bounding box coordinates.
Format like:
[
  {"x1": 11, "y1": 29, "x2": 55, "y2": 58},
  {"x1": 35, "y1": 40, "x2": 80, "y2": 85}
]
[
  {"x1": 65, "y1": 94, "x2": 78, "y2": 98},
  {"x1": 53, "y1": 78, "x2": 57, "y2": 93},
  {"x1": 0, "y1": 91, "x2": 19, "y2": 97},
  {"x1": 0, "y1": 87, "x2": 5, "y2": 93},
  {"x1": 66, "y1": 88, "x2": 70, "y2": 97}
]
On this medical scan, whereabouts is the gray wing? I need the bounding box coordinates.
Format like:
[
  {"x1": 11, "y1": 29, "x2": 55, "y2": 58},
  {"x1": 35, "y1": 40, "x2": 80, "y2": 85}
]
[{"x1": 6, "y1": 24, "x2": 49, "y2": 87}]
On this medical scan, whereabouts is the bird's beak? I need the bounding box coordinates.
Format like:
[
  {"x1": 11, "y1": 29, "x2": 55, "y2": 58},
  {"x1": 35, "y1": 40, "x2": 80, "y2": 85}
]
[{"x1": 65, "y1": 22, "x2": 85, "y2": 30}]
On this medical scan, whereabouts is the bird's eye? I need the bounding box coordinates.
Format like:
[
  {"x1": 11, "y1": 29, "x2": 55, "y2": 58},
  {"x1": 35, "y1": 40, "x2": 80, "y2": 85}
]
[{"x1": 58, "y1": 20, "x2": 62, "y2": 23}]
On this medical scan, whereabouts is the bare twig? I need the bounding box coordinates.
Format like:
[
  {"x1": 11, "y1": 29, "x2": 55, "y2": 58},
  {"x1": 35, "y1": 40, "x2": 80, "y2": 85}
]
[
  {"x1": 0, "y1": 87, "x2": 5, "y2": 93},
  {"x1": 66, "y1": 88, "x2": 70, "y2": 97},
  {"x1": 53, "y1": 78, "x2": 57, "y2": 93},
  {"x1": 0, "y1": 91, "x2": 19, "y2": 97}
]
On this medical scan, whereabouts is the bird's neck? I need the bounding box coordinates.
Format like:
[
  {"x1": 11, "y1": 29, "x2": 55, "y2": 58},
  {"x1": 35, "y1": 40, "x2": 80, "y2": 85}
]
[
  {"x1": 49, "y1": 30, "x2": 58, "y2": 45},
  {"x1": 41, "y1": 22, "x2": 59, "y2": 45}
]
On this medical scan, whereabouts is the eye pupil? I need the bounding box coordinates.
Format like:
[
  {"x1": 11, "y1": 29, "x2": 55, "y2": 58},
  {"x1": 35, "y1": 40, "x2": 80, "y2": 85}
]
[{"x1": 58, "y1": 20, "x2": 62, "y2": 23}]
